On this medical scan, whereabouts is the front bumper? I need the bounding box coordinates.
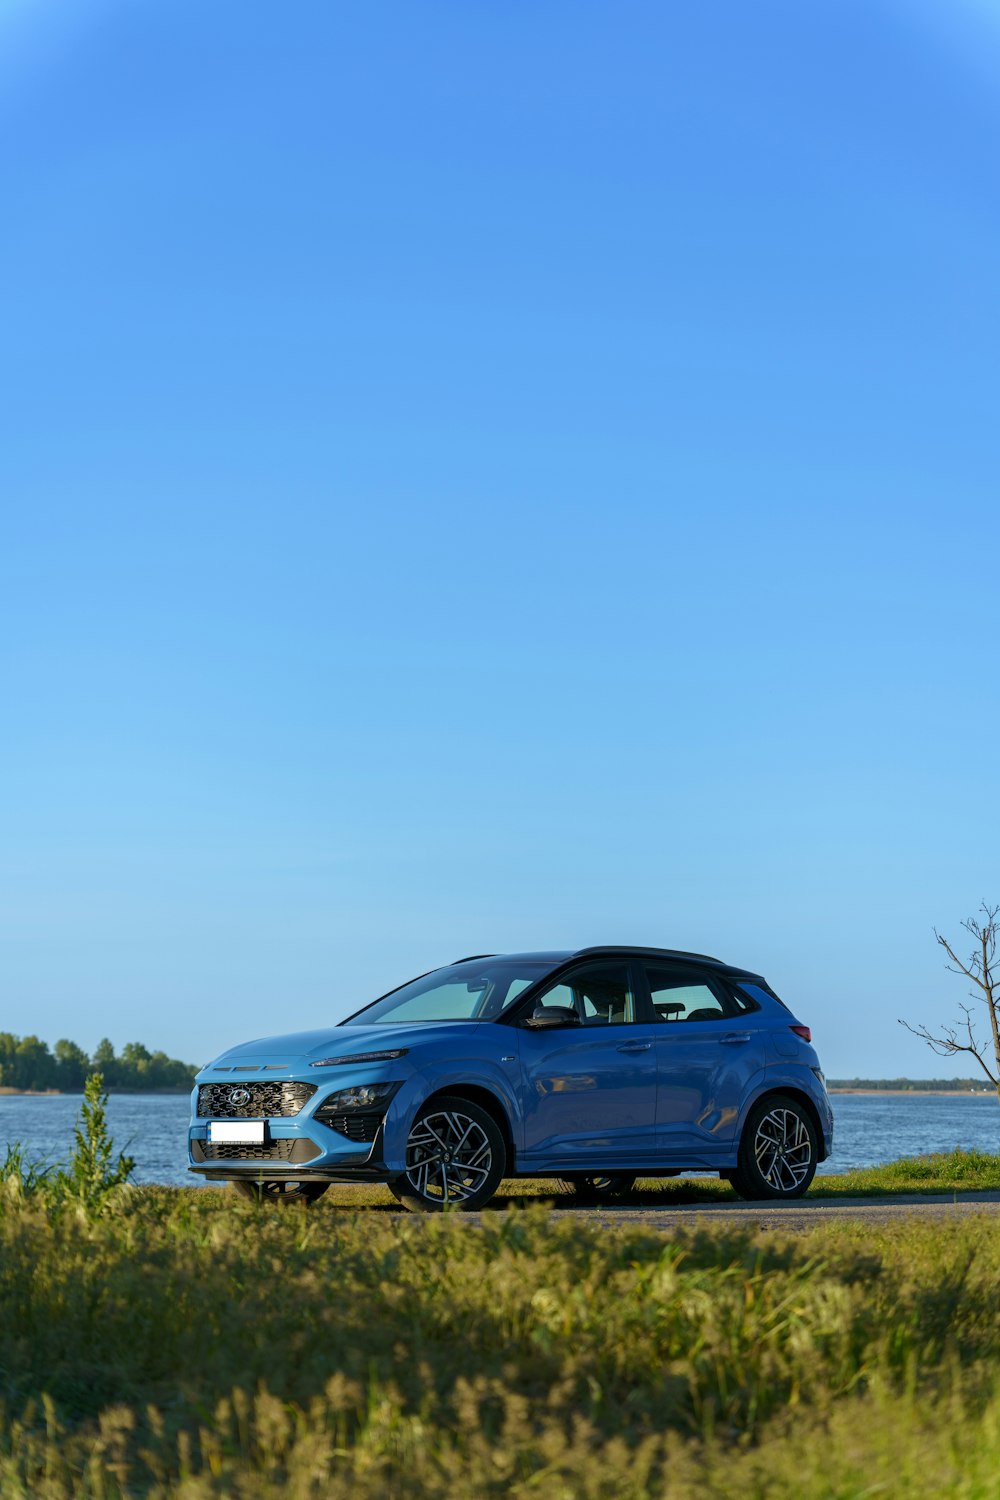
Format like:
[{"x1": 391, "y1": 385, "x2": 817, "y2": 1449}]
[
  {"x1": 187, "y1": 1134, "x2": 394, "y2": 1183},
  {"x1": 188, "y1": 1095, "x2": 398, "y2": 1184},
  {"x1": 188, "y1": 1163, "x2": 395, "y2": 1183}
]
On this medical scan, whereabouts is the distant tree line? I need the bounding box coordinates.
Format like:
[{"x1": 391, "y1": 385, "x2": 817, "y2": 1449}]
[
  {"x1": 0, "y1": 1034, "x2": 196, "y2": 1093},
  {"x1": 828, "y1": 1077, "x2": 988, "y2": 1092}
]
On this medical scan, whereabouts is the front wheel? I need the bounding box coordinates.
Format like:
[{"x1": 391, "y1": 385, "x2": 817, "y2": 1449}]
[
  {"x1": 230, "y1": 1179, "x2": 329, "y2": 1206},
  {"x1": 728, "y1": 1095, "x2": 817, "y2": 1200},
  {"x1": 389, "y1": 1096, "x2": 505, "y2": 1212}
]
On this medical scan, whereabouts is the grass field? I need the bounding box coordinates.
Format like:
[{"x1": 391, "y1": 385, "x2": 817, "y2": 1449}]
[
  {"x1": 310, "y1": 1147, "x2": 1000, "y2": 1209},
  {"x1": 2, "y1": 1160, "x2": 1000, "y2": 1497}
]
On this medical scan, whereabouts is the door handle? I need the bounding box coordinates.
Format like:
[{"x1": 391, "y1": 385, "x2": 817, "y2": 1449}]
[
  {"x1": 616, "y1": 1042, "x2": 652, "y2": 1053},
  {"x1": 720, "y1": 1033, "x2": 751, "y2": 1045}
]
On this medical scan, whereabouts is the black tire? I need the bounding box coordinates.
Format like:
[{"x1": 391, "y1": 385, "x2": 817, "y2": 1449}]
[
  {"x1": 555, "y1": 1175, "x2": 636, "y2": 1201},
  {"x1": 389, "y1": 1095, "x2": 506, "y2": 1212},
  {"x1": 230, "y1": 1179, "x2": 329, "y2": 1205},
  {"x1": 728, "y1": 1094, "x2": 818, "y2": 1200}
]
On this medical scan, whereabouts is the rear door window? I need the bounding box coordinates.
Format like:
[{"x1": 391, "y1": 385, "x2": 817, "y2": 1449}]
[{"x1": 644, "y1": 967, "x2": 738, "y2": 1023}]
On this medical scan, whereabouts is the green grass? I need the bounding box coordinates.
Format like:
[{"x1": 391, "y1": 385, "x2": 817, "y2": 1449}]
[
  {"x1": 809, "y1": 1148, "x2": 1000, "y2": 1195},
  {"x1": 309, "y1": 1148, "x2": 1000, "y2": 1210},
  {"x1": 3, "y1": 1178, "x2": 1000, "y2": 1496}
]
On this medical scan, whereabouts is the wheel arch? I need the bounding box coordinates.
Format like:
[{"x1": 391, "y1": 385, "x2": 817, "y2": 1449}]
[
  {"x1": 420, "y1": 1084, "x2": 515, "y2": 1172},
  {"x1": 743, "y1": 1085, "x2": 826, "y2": 1160}
]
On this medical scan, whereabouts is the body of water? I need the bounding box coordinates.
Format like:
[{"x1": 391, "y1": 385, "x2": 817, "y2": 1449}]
[
  {"x1": 1, "y1": 1090, "x2": 998, "y2": 1187},
  {"x1": 0, "y1": 1093, "x2": 195, "y2": 1186}
]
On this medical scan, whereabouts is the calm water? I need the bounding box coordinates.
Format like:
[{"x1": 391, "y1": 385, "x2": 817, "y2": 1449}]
[
  {"x1": 1, "y1": 1091, "x2": 998, "y2": 1186},
  {"x1": 0, "y1": 1094, "x2": 196, "y2": 1186}
]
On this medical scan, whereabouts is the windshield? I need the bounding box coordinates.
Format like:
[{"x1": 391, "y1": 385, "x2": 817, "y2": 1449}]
[{"x1": 342, "y1": 959, "x2": 558, "y2": 1025}]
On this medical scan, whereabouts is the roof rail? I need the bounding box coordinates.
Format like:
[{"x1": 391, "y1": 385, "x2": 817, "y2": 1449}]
[{"x1": 450, "y1": 953, "x2": 497, "y2": 964}]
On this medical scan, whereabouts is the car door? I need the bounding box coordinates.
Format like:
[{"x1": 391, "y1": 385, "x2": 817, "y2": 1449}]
[
  {"x1": 643, "y1": 964, "x2": 764, "y2": 1159},
  {"x1": 514, "y1": 961, "x2": 659, "y2": 1166}
]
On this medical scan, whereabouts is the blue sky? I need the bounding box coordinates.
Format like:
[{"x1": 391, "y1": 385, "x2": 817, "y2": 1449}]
[{"x1": 2, "y1": 0, "x2": 998, "y2": 1077}]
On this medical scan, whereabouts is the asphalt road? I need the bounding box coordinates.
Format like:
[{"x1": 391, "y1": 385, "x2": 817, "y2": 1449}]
[{"x1": 554, "y1": 1192, "x2": 1000, "y2": 1233}]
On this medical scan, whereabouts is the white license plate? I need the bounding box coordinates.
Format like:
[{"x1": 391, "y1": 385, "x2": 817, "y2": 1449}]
[{"x1": 209, "y1": 1120, "x2": 265, "y2": 1144}]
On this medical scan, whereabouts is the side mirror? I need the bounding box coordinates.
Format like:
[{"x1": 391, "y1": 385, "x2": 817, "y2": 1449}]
[{"x1": 524, "y1": 1003, "x2": 581, "y2": 1030}]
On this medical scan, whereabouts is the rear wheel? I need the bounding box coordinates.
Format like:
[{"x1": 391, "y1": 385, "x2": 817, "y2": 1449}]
[
  {"x1": 389, "y1": 1096, "x2": 505, "y2": 1212},
  {"x1": 555, "y1": 1175, "x2": 636, "y2": 1201},
  {"x1": 230, "y1": 1179, "x2": 329, "y2": 1205},
  {"x1": 728, "y1": 1095, "x2": 817, "y2": 1200}
]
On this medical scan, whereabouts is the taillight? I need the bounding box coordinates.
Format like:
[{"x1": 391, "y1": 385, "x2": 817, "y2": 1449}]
[{"x1": 789, "y1": 1024, "x2": 811, "y2": 1043}]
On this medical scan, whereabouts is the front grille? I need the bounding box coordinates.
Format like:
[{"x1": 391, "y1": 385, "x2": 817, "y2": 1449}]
[
  {"x1": 191, "y1": 1138, "x2": 321, "y2": 1163},
  {"x1": 197, "y1": 1081, "x2": 316, "y2": 1118},
  {"x1": 315, "y1": 1111, "x2": 382, "y2": 1144}
]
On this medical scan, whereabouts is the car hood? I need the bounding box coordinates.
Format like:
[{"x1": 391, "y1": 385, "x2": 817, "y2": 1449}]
[{"x1": 206, "y1": 1021, "x2": 484, "y2": 1069}]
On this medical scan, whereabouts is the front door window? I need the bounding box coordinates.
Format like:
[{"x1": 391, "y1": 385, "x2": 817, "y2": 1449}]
[{"x1": 534, "y1": 963, "x2": 637, "y2": 1026}]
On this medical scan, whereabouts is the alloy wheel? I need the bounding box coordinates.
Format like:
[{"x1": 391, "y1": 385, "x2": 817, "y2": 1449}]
[
  {"x1": 555, "y1": 1174, "x2": 636, "y2": 1200},
  {"x1": 404, "y1": 1108, "x2": 494, "y2": 1206},
  {"x1": 753, "y1": 1107, "x2": 813, "y2": 1193},
  {"x1": 230, "y1": 1179, "x2": 328, "y2": 1205}
]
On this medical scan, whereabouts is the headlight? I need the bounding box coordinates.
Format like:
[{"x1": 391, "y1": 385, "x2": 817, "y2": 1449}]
[
  {"x1": 322, "y1": 1082, "x2": 399, "y2": 1111},
  {"x1": 310, "y1": 1049, "x2": 409, "y2": 1067}
]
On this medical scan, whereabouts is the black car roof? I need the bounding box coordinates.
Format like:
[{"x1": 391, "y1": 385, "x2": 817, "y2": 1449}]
[
  {"x1": 450, "y1": 946, "x2": 761, "y2": 979},
  {"x1": 574, "y1": 944, "x2": 726, "y2": 965}
]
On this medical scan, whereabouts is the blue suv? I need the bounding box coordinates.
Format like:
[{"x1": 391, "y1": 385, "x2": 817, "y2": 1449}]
[{"x1": 188, "y1": 946, "x2": 833, "y2": 1210}]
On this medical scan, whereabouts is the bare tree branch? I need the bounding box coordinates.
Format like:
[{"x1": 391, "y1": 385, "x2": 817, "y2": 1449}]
[
  {"x1": 935, "y1": 932, "x2": 987, "y2": 991},
  {"x1": 897, "y1": 1018, "x2": 998, "y2": 1085},
  {"x1": 900, "y1": 904, "x2": 1000, "y2": 1104}
]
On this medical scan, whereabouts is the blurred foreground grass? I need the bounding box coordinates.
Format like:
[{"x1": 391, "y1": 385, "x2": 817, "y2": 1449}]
[{"x1": 3, "y1": 1167, "x2": 1000, "y2": 1497}]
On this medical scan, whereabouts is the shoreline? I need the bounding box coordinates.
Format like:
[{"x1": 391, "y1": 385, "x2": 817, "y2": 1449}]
[
  {"x1": 2, "y1": 1086, "x2": 991, "y2": 1100},
  {"x1": 828, "y1": 1088, "x2": 994, "y2": 1097},
  {"x1": 0, "y1": 1087, "x2": 192, "y2": 1097}
]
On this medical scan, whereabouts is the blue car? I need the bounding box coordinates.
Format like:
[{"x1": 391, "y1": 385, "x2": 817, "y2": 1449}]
[{"x1": 188, "y1": 946, "x2": 833, "y2": 1210}]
